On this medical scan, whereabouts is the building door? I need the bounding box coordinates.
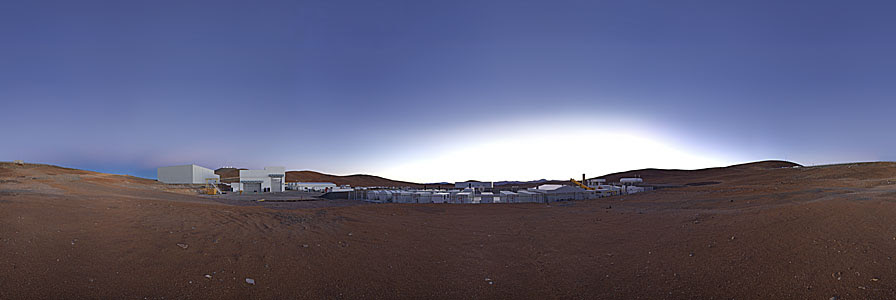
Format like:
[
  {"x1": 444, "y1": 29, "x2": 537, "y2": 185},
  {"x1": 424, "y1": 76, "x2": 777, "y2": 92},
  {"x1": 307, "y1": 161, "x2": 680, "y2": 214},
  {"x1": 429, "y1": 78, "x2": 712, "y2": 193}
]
[
  {"x1": 244, "y1": 182, "x2": 262, "y2": 194},
  {"x1": 271, "y1": 178, "x2": 281, "y2": 192}
]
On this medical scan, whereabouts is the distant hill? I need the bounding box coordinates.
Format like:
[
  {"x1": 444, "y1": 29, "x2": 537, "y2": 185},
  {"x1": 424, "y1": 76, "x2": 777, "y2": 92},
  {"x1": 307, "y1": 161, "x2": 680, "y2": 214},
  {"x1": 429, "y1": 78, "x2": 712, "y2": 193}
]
[
  {"x1": 214, "y1": 168, "x2": 246, "y2": 183},
  {"x1": 286, "y1": 170, "x2": 448, "y2": 188},
  {"x1": 590, "y1": 160, "x2": 802, "y2": 186}
]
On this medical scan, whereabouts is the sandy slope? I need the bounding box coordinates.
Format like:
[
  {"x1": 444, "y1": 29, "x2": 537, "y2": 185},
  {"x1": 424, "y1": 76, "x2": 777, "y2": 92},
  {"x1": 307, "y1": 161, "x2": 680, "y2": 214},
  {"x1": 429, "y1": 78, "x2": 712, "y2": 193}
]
[{"x1": 2, "y1": 161, "x2": 896, "y2": 299}]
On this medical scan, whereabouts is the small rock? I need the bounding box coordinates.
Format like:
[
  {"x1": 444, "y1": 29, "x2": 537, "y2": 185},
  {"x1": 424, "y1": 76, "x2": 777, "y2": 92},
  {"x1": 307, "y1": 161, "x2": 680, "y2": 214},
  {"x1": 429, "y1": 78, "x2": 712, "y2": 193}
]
[
  {"x1": 688, "y1": 253, "x2": 694, "y2": 257},
  {"x1": 246, "y1": 278, "x2": 255, "y2": 285},
  {"x1": 302, "y1": 244, "x2": 309, "y2": 248},
  {"x1": 205, "y1": 275, "x2": 212, "y2": 279},
  {"x1": 177, "y1": 243, "x2": 189, "y2": 249},
  {"x1": 872, "y1": 277, "x2": 880, "y2": 282},
  {"x1": 348, "y1": 232, "x2": 353, "y2": 236}
]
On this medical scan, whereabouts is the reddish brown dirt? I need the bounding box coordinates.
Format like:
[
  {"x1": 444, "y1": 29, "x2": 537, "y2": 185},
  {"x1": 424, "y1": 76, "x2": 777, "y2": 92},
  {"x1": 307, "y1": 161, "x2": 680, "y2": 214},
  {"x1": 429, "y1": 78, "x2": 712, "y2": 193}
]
[{"x1": 3, "y1": 161, "x2": 896, "y2": 299}]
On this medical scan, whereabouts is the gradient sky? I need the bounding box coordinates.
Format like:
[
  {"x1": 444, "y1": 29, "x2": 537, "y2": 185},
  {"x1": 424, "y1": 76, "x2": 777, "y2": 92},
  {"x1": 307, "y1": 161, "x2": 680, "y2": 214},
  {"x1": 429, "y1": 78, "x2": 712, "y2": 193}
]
[{"x1": 2, "y1": 0, "x2": 895, "y2": 182}]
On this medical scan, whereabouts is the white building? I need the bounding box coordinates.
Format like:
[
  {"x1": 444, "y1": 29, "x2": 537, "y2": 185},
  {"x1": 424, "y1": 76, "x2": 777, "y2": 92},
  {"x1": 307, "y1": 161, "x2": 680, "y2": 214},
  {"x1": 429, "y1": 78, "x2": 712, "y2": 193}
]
[
  {"x1": 517, "y1": 190, "x2": 540, "y2": 203},
  {"x1": 288, "y1": 182, "x2": 337, "y2": 192},
  {"x1": 529, "y1": 184, "x2": 589, "y2": 202},
  {"x1": 432, "y1": 192, "x2": 450, "y2": 203},
  {"x1": 500, "y1": 191, "x2": 517, "y2": 203},
  {"x1": 157, "y1": 164, "x2": 219, "y2": 184},
  {"x1": 480, "y1": 192, "x2": 498, "y2": 203},
  {"x1": 620, "y1": 178, "x2": 644, "y2": 185},
  {"x1": 454, "y1": 181, "x2": 494, "y2": 189},
  {"x1": 235, "y1": 167, "x2": 285, "y2": 194},
  {"x1": 585, "y1": 178, "x2": 606, "y2": 188}
]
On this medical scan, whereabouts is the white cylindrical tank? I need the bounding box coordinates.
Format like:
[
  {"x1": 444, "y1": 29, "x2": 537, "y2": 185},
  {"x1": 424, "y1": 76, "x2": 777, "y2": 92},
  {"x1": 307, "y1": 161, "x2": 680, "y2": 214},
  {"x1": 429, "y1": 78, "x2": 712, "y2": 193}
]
[{"x1": 619, "y1": 178, "x2": 643, "y2": 184}]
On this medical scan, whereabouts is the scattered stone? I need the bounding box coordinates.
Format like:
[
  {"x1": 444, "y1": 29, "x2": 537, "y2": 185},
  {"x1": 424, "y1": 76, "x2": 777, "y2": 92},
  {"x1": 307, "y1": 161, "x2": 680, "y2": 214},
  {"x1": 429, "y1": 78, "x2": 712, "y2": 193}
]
[
  {"x1": 730, "y1": 236, "x2": 736, "y2": 240},
  {"x1": 302, "y1": 244, "x2": 309, "y2": 248},
  {"x1": 348, "y1": 232, "x2": 353, "y2": 236},
  {"x1": 245, "y1": 278, "x2": 255, "y2": 285},
  {"x1": 688, "y1": 253, "x2": 694, "y2": 257},
  {"x1": 177, "y1": 243, "x2": 188, "y2": 249},
  {"x1": 872, "y1": 277, "x2": 880, "y2": 282},
  {"x1": 205, "y1": 275, "x2": 212, "y2": 279}
]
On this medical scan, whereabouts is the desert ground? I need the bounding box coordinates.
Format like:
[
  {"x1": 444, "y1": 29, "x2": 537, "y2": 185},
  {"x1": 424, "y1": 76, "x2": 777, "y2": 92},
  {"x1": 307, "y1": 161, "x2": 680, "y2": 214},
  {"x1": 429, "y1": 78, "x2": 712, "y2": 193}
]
[{"x1": 3, "y1": 161, "x2": 896, "y2": 299}]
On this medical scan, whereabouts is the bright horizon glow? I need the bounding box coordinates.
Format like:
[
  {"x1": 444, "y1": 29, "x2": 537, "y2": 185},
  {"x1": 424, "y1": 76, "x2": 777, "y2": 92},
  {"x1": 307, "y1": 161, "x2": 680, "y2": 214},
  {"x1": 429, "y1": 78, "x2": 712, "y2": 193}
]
[{"x1": 371, "y1": 117, "x2": 738, "y2": 183}]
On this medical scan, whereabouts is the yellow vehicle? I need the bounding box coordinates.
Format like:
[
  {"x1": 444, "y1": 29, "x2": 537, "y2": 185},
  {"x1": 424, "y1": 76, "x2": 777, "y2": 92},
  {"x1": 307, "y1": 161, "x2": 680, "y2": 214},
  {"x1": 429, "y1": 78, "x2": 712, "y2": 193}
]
[
  {"x1": 205, "y1": 178, "x2": 222, "y2": 195},
  {"x1": 570, "y1": 178, "x2": 594, "y2": 190}
]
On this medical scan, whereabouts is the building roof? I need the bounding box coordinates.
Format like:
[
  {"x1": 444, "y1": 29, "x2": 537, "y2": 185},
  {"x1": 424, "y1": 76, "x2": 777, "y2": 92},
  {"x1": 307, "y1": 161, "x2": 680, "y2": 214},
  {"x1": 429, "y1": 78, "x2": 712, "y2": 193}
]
[{"x1": 536, "y1": 184, "x2": 565, "y2": 191}]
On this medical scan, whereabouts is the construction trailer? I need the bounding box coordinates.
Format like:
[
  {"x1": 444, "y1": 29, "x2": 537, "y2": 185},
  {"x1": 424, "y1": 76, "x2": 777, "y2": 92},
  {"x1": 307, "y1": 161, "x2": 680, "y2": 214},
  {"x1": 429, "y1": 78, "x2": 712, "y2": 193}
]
[
  {"x1": 530, "y1": 184, "x2": 590, "y2": 203},
  {"x1": 414, "y1": 191, "x2": 432, "y2": 203},
  {"x1": 500, "y1": 191, "x2": 518, "y2": 203},
  {"x1": 432, "y1": 192, "x2": 450, "y2": 203},
  {"x1": 288, "y1": 182, "x2": 337, "y2": 192},
  {"x1": 157, "y1": 164, "x2": 220, "y2": 184},
  {"x1": 516, "y1": 190, "x2": 540, "y2": 203},
  {"x1": 454, "y1": 181, "x2": 494, "y2": 189},
  {"x1": 585, "y1": 178, "x2": 606, "y2": 188},
  {"x1": 380, "y1": 190, "x2": 394, "y2": 202},
  {"x1": 480, "y1": 192, "x2": 498, "y2": 203},
  {"x1": 454, "y1": 191, "x2": 473, "y2": 204},
  {"x1": 395, "y1": 191, "x2": 414, "y2": 203},
  {"x1": 235, "y1": 167, "x2": 286, "y2": 194}
]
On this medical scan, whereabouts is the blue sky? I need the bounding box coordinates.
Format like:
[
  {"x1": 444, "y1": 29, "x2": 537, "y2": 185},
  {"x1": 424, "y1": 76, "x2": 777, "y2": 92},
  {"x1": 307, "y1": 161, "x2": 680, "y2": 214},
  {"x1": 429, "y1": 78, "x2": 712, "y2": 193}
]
[{"x1": 2, "y1": 0, "x2": 895, "y2": 182}]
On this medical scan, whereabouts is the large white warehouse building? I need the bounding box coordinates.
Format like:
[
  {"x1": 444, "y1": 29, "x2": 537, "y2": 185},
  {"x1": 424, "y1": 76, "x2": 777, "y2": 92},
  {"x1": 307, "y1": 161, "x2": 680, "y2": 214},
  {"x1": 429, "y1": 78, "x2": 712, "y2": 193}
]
[{"x1": 157, "y1": 164, "x2": 220, "y2": 184}]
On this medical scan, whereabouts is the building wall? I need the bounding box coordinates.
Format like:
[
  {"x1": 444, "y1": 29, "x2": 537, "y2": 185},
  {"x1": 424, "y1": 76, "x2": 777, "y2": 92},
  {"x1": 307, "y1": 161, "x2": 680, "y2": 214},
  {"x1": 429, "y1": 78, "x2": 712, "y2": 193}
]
[
  {"x1": 191, "y1": 165, "x2": 220, "y2": 184},
  {"x1": 239, "y1": 167, "x2": 286, "y2": 192},
  {"x1": 157, "y1": 164, "x2": 219, "y2": 184}
]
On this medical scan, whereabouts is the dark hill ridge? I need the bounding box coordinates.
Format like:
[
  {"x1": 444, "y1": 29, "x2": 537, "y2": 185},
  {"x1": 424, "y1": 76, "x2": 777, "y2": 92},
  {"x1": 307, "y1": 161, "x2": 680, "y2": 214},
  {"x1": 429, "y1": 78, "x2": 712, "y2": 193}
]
[
  {"x1": 214, "y1": 168, "x2": 246, "y2": 183},
  {"x1": 590, "y1": 160, "x2": 802, "y2": 186},
  {"x1": 285, "y1": 170, "x2": 443, "y2": 188}
]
